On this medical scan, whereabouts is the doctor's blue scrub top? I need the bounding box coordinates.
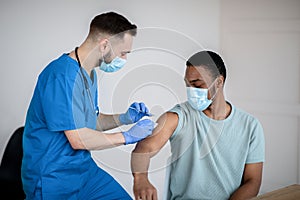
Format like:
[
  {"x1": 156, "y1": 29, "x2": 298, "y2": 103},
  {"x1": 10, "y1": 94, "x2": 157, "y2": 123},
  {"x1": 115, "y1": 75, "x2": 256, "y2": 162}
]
[{"x1": 21, "y1": 54, "x2": 99, "y2": 195}]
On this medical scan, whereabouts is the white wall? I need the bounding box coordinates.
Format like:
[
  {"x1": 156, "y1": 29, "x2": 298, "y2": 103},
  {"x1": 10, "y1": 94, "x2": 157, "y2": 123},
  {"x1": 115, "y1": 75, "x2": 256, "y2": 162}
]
[
  {"x1": 0, "y1": 0, "x2": 220, "y2": 198},
  {"x1": 220, "y1": 0, "x2": 300, "y2": 194},
  {"x1": 2, "y1": 0, "x2": 299, "y2": 198}
]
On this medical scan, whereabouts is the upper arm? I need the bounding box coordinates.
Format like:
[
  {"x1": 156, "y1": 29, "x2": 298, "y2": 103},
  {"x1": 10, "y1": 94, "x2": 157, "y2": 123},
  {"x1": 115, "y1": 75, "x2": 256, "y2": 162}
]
[
  {"x1": 242, "y1": 162, "x2": 263, "y2": 189},
  {"x1": 133, "y1": 112, "x2": 179, "y2": 155},
  {"x1": 65, "y1": 129, "x2": 85, "y2": 149},
  {"x1": 40, "y1": 73, "x2": 88, "y2": 132},
  {"x1": 41, "y1": 75, "x2": 81, "y2": 131}
]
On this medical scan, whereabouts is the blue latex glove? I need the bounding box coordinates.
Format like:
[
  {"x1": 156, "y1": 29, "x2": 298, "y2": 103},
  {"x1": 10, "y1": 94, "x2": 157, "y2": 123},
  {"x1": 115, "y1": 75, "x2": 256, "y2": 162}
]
[
  {"x1": 122, "y1": 119, "x2": 154, "y2": 145},
  {"x1": 119, "y1": 102, "x2": 151, "y2": 125}
]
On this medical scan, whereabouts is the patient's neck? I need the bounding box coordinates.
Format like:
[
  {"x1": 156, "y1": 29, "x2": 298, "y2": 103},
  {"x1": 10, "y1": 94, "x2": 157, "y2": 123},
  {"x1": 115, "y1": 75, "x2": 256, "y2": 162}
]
[{"x1": 203, "y1": 93, "x2": 231, "y2": 120}]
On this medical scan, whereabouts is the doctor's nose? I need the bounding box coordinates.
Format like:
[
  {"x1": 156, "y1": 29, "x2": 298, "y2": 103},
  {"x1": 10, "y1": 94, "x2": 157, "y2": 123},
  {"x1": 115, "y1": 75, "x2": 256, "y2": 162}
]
[{"x1": 120, "y1": 54, "x2": 127, "y2": 60}]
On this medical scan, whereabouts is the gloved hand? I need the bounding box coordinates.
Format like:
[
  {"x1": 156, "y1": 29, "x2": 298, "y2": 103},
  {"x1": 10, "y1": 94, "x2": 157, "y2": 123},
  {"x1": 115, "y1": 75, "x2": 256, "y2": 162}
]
[
  {"x1": 122, "y1": 119, "x2": 154, "y2": 145},
  {"x1": 119, "y1": 102, "x2": 151, "y2": 125}
]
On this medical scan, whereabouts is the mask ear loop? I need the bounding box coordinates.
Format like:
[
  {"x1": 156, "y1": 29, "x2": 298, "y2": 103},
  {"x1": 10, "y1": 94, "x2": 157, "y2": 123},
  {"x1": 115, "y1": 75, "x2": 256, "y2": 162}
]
[
  {"x1": 101, "y1": 41, "x2": 117, "y2": 65},
  {"x1": 207, "y1": 78, "x2": 219, "y2": 101},
  {"x1": 199, "y1": 77, "x2": 226, "y2": 159},
  {"x1": 101, "y1": 51, "x2": 106, "y2": 64},
  {"x1": 107, "y1": 41, "x2": 118, "y2": 59},
  {"x1": 100, "y1": 39, "x2": 110, "y2": 64},
  {"x1": 208, "y1": 76, "x2": 229, "y2": 119}
]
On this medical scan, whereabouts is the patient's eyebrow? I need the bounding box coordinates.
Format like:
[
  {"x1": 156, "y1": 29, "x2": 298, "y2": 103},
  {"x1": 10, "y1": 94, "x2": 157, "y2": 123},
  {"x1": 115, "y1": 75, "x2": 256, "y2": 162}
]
[{"x1": 185, "y1": 78, "x2": 204, "y2": 84}]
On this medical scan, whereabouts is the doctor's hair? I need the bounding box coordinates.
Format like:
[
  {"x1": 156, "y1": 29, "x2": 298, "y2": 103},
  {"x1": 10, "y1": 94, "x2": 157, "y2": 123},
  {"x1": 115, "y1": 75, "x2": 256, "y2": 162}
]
[
  {"x1": 186, "y1": 50, "x2": 227, "y2": 83},
  {"x1": 88, "y1": 11, "x2": 137, "y2": 40}
]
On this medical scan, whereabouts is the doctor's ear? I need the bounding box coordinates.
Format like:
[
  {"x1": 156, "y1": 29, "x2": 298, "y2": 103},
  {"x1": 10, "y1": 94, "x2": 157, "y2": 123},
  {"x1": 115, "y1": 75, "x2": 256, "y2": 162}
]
[{"x1": 99, "y1": 39, "x2": 109, "y2": 53}]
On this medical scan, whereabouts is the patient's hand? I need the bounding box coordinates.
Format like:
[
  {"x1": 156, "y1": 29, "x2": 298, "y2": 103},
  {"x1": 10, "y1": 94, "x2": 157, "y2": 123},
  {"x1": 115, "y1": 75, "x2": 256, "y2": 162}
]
[{"x1": 133, "y1": 175, "x2": 158, "y2": 200}]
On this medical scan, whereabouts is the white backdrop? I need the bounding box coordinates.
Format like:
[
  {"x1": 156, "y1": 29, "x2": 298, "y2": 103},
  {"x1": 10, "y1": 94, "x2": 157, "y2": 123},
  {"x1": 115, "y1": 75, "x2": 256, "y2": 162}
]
[
  {"x1": 220, "y1": 0, "x2": 300, "y2": 195},
  {"x1": 1, "y1": 0, "x2": 299, "y2": 198},
  {"x1": 0, "y1": 0, "x2": 220, "y2": 198}
]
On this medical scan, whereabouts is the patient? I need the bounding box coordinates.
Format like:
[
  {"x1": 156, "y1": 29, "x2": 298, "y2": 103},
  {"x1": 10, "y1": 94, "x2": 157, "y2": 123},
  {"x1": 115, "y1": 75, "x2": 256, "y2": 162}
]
[{"x1": 131, "y1": 50, "x2": 265, "y2": 200}]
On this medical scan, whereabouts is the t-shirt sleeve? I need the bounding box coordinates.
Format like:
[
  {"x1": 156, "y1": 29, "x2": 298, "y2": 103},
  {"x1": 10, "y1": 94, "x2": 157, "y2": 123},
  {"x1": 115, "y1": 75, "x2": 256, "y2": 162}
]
[
  {"x1": 246, "y1": 119, "x2": 265, "y2": 163},
  {"x1": 40, "y1": 74, "x2": 85, "y2": 131}
]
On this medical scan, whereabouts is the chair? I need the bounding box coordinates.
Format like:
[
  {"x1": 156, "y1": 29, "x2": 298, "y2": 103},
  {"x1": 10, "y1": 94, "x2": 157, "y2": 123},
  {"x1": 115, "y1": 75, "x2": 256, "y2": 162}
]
[{"x1": 0, "y1": 126, "x2": 26, "y2": 199}]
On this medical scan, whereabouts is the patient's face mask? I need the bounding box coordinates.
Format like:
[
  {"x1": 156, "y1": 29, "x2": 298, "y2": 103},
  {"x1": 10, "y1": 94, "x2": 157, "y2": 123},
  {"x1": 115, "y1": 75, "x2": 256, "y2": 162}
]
[
  {"x1": 99, "y1": 42, "x2": 127, "y2": 73},
  {"x1": 187, "y1": 79, "x2": 218, "y2": 111}
]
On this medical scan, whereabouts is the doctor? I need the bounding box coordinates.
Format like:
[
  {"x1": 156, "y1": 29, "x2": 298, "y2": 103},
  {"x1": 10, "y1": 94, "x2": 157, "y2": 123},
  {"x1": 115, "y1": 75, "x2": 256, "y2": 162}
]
[{"x1": 22, "y1": 12, "x2": 154, "y2": 200}]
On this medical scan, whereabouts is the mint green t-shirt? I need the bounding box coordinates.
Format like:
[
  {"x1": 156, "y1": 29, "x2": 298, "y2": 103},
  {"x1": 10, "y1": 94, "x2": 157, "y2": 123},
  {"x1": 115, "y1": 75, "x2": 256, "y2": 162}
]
[{"x1": 166, "y1": 101, "x2": 265, "y2": 200}]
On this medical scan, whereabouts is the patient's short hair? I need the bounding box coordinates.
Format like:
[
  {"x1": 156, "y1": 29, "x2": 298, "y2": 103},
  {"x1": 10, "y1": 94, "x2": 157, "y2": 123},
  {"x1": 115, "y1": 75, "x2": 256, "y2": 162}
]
[{"x1": 186, "y1": 50, "x2": 227, "y2": 82}]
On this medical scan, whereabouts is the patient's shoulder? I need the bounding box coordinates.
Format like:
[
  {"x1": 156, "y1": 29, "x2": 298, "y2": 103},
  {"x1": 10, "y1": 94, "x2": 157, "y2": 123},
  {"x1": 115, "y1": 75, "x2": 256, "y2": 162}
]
[{"x1": 155, "y1": 111, "x2": 179, "y2": 135}]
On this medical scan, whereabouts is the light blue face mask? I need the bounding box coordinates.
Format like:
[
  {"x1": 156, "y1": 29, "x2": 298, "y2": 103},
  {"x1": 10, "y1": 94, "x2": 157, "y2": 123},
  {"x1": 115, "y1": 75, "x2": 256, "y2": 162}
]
[
  {"x1": 187, "y1": 79, "x2": 218, "y2": 111},
  {"x1": 99, "y1": 56, "x2": 127, "y2": 73},
  {"x1": 99, "y1": 42, "x2": 127, "y2": 73}
]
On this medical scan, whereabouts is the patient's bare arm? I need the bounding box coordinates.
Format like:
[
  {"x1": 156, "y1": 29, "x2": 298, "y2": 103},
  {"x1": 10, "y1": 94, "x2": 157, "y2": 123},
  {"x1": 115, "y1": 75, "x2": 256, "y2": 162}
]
[{"x1": 131, "y1": 112, "x2": 178, "y2": 200}]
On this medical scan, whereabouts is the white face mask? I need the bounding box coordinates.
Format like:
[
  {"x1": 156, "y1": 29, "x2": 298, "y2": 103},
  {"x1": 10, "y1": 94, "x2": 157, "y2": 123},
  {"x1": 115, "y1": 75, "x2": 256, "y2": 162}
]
[{"x1": 187, "y1": 79, "x2": 218, "y2": 111}]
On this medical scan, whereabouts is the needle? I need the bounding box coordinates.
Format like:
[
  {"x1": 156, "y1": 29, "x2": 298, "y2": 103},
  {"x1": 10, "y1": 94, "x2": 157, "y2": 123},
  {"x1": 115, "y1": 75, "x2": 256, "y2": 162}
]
[{"x1": 129, "y1": 107, "x2": 154, "y2": 116}]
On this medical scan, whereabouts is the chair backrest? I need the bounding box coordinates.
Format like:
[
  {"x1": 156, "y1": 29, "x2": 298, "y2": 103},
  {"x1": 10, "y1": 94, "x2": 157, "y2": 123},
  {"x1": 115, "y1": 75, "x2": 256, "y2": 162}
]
[
  {"x1": 0, "y1": 126, "x2": 25, "y2": 199},
  {"x1": 1, "y1": 127, "x2": 24, "y2": 170}
]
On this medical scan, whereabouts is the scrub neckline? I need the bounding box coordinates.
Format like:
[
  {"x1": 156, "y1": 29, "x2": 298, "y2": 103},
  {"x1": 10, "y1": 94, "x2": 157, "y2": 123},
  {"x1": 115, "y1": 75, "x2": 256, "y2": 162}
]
[{"x1": 64, "y1": 53, "x2": 97, "y2": 86}]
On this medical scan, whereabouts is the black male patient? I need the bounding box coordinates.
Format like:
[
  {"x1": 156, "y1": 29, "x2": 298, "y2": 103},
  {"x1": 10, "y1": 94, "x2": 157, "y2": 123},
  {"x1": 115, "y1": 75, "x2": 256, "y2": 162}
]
[{"x1": 131, "y1": 50, "x2": 265, "y2": 200}]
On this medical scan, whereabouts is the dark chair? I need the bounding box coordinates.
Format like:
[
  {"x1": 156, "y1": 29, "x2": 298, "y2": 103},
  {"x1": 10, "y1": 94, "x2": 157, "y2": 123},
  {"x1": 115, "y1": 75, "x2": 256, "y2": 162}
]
[{"x1": 0, "y1": 126, "x2": 26, "y2": 199}]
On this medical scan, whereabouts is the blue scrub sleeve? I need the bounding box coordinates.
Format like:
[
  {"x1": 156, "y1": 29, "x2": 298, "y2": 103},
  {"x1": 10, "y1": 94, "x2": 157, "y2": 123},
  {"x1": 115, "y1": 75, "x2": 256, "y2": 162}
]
[{"x1": 41, "y1": 74, "x2": 85, "y2": 131}]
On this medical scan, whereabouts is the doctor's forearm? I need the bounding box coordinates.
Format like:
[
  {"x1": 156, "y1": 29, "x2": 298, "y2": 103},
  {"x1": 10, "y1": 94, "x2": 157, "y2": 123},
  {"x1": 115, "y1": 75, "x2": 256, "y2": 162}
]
[
  {"x1": 65, "y1": 128, "x2": 125, "y2": 150},
  {"x1": 96, "y1": 113, "x2": 122, "y2": 131}
]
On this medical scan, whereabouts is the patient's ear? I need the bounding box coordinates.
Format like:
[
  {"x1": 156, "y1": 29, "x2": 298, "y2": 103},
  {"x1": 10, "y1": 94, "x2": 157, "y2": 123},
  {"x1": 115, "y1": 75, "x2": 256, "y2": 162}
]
[{"x1": 217, "y1": 76, "x2": 224, "y2": 88}]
